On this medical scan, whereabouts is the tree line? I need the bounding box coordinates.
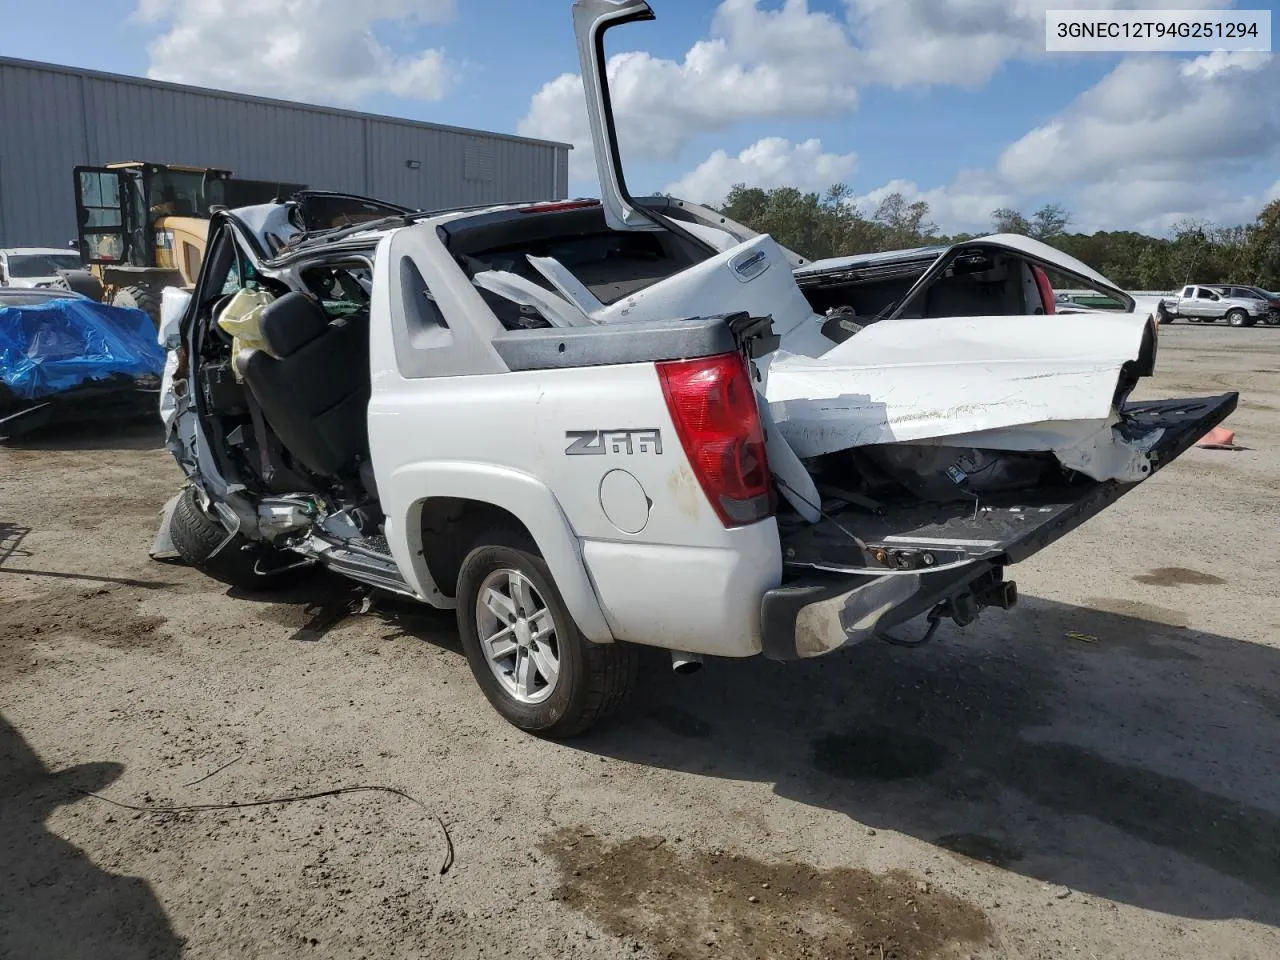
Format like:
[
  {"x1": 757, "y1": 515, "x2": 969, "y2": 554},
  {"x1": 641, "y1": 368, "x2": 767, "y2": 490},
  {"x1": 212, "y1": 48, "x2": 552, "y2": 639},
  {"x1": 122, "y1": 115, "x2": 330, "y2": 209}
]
[{"x1": 719, "y1": 183, "x2": 1280, "y2": 291}]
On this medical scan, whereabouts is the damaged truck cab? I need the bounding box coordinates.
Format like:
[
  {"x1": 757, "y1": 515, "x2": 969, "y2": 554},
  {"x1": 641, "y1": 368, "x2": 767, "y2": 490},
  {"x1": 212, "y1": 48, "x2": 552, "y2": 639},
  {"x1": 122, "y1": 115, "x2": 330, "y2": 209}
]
[{"x1": 156, "y1": 0, "x2": 1237, "y2": 737}]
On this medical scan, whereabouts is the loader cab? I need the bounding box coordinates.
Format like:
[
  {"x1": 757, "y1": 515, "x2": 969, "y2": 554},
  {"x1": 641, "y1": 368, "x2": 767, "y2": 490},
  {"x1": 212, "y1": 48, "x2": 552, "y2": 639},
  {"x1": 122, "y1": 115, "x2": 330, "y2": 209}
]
[
  {"x1": 74, "y1": 162, "x2": 308, "y2": 324},
  {"x1": 74, "y1": 163, "x2": 233, "y2": 277}
]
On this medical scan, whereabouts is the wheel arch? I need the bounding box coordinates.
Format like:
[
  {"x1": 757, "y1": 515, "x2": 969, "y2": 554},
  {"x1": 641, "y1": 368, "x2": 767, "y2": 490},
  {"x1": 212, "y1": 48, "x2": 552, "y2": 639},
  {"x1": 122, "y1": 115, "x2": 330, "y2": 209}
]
[{"x1": 382, "y1": 461, "x2": 614, "y2": 643}]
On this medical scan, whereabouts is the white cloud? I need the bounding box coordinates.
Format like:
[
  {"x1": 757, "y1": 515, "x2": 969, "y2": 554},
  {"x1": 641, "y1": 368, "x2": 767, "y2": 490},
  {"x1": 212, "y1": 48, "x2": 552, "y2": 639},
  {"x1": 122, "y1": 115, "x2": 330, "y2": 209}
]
[
  {"x1": 1073, "y1": 177, "x2": 1280, "y2": 235},
  {"x1": 752, "y1": 44, "x2": 1279, "y2": 236},
  {"x1": 1180, "y1": 49, "x2": 1271, "y2": 80},
  {"x1": 519, "y1": 0, "x2": 870, "y2": 177},
  {"x1": 137, "y1": 0, "x2": 455, "y2": 104},
  {"x1": 994, "y1": 50, "x2": 1280, "y2": 229},
  {"x1": 998, "y1": 54, "x2": 1280, "y2": 193},
  {"x1": 852, "y1": 170, "x2": 1017, "y2": 234},
  {"x1": 843, "y1": 0, "x2": 1234, "y2": 89},
  {"x1": 663, "y1": 138, "x2": 858, "y2": 206},
  {"x1": 522, "y1": 0, "x2": 1241, "y2": 187},
  {"x1": 534, "y1": 0, "x2": 1273, "y2": 235},
  {"x1": 520, "y1": 0, "x2": 864, "y2": 178}
]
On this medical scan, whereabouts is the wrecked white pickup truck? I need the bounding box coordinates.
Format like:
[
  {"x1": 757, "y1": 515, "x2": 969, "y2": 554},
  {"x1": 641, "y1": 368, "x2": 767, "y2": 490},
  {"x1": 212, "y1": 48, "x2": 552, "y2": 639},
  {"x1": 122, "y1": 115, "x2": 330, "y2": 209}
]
[{"x1": 154, "y1": 0, "x2": 1236, "y2": 737}]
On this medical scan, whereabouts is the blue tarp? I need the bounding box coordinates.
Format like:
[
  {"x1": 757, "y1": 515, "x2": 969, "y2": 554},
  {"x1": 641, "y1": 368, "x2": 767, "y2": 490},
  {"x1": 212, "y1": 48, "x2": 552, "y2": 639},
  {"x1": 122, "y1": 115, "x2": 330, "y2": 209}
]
[{"x1": 0, "y1": 299, "x2": 165, "y2": 400}]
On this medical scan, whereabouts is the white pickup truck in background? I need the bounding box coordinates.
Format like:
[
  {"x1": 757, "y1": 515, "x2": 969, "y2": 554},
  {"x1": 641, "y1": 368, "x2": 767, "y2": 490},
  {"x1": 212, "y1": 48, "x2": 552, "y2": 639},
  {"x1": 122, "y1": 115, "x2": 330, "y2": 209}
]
[
  {"x1": 152, "y1": 0, "x2": 1237, "y2": 737},
  {"x1": 1158, "y1": 284, "x2": 1271, "y2": 327}
]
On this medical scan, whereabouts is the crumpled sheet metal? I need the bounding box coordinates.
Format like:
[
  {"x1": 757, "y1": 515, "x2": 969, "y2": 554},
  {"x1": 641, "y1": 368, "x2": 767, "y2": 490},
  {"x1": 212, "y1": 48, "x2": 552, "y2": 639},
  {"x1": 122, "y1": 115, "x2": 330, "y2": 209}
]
[{"x1": 762, "y1": 311, "x2": 1157, "y2": 481}]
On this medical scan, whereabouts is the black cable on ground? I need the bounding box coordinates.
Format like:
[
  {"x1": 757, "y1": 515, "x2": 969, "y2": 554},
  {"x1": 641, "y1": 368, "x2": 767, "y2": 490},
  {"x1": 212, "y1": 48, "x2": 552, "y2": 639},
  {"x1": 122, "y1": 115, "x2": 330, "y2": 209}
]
[{"x1": 78, "y1": 784, "x2": 454, "y2": 875}]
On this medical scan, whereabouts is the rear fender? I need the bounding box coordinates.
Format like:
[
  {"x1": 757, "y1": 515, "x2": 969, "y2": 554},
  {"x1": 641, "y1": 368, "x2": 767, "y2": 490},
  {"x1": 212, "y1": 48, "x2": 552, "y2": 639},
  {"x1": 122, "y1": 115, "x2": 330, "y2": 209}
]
[{"x1": 384, "y1": 461, "x2": 614, "y2": 643}]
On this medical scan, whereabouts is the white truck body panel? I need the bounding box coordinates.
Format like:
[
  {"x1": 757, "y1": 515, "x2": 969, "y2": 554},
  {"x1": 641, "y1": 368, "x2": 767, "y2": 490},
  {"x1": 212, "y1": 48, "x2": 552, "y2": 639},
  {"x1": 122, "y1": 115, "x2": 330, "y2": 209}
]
[{"x1": 366, "y1": 223, "x2": 784, "y2": 656}]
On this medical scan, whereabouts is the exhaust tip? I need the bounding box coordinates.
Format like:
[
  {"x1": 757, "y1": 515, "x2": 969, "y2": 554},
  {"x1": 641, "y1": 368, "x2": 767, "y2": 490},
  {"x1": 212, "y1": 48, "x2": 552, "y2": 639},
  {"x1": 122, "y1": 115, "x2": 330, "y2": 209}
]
[{"x1": 671, "y1": 651, "x2": 704, "y2": 675}]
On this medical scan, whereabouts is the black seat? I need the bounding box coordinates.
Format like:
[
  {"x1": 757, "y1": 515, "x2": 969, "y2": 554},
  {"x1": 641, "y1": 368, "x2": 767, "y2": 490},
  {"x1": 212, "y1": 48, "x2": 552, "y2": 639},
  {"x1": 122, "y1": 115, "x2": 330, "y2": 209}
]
[{"x1": 240, "y1": 291, "x2": 370, "y2": 479}]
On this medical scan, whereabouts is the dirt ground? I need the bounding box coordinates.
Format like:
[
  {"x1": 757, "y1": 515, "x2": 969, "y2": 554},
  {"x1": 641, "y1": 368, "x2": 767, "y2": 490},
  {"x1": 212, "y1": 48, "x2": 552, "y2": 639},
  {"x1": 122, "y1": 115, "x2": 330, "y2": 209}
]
[{"x1": 2, "y1": 323, "x2": 1278, "y2": 960}]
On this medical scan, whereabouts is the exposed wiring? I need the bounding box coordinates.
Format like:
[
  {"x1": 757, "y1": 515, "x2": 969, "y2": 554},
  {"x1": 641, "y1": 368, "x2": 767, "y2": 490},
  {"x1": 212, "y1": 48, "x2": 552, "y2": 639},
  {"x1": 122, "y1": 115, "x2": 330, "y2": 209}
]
[
  {"x1": 773, "y1": 474, "x2": 872, "y2": 555},
  {"x1": 79, "y1": 785, "x2": 455, "y2": 876},
  {"x1": 775, "y1": 473, "x2": 997, "y2": 578}
]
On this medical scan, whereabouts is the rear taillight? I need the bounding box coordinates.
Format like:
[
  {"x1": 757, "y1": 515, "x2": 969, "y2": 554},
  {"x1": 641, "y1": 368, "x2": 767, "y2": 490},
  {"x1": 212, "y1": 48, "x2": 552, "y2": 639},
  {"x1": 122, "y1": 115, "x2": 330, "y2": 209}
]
[
  {"x1": 657, "y1": 352, "x2": 773, "y2": 528},
  {"x1": 1032, "y1": 265, "x2": 1056, "y2": 315}
]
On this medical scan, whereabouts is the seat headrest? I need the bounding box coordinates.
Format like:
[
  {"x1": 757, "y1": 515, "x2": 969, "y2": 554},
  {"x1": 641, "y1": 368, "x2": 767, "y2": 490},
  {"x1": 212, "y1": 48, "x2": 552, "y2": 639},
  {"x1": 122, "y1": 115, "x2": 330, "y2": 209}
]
[{"x1": 260, "y1": 292, "x2": 331, "y2": 358}]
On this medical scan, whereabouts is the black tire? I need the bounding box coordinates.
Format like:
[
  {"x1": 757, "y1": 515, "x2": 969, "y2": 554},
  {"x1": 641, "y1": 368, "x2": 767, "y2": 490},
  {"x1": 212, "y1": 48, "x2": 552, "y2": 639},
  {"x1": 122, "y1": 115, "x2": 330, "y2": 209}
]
[
  {"x1": 170, "y1": 486, "x2": 293, "y2": 591},
  {"x1": 1226, "y1": 309, "x2": 1249, "y2": 328},
  {"x1": 1156, "y1": 306, "x2": 1172, "y2": 325},
  {"x1": 57, "y1": 269, "x2": 105, "y2": 302},
  {"x1": 456, "y1": 532, "x2": 638, "y2": 738},
  {"x1": 1265, "y1": 315, "x2": 1280, "y2": 326},
  {"x1": 112, "y1": 284, "x2": 163, "y2": 328}
]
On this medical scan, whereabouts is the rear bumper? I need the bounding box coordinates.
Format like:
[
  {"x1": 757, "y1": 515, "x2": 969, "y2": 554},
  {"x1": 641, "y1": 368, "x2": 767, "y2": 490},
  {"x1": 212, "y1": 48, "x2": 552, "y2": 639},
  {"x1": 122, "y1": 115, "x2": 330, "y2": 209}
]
[
  {"x1": 761, "y1": 393, "x2": 1238, "y2": 661},
  {"x1": 760, "y1": 562, "x2": 1008, "y2": 661},
  {"x1": 760, "y1": 571, "x2": 922, "y2": 660}
]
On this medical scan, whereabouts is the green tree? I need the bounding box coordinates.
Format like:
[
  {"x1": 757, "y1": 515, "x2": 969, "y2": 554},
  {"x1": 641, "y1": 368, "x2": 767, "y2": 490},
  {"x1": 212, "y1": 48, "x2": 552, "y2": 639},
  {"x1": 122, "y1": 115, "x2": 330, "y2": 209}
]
[
  {"x1": 1029, "y1": 203, "x2": 1071, "y2": 240},
  {"x1": 719, "y1": 184, "x2": 1274, "y2": 287},
  {"x1": 1167, "y1": 219, "x2": 1213, "y2": 286},
  {"x1": 720, "y1": 183, "x2": 939, "y2": 260},
  {"x1": 1136, "y1": 244, "x2": 1173, "y2": 290},
  {"x1": 872, "y1": 192, "x2": 937, "y2": 249},
  {"x1": 1245, "y1": 200, "x2": 1280, "y2": 288},
  {"x1": 991, "y1": 207, "x2": 1031, "y2": 234}
]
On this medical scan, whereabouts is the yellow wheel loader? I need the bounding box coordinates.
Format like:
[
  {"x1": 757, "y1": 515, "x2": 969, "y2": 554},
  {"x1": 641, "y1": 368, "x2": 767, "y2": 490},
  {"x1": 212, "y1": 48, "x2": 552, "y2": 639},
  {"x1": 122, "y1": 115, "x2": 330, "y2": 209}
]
[{"x1": 73, "y1": 162, "x2": 304, "y2": 325}]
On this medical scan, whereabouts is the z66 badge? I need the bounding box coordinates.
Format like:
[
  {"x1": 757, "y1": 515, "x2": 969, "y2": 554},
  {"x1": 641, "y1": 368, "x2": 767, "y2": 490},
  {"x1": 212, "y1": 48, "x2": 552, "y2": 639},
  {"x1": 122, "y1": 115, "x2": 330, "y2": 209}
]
[{"x1": 565, "y1": 429, "x2": 663, "y2": 456}]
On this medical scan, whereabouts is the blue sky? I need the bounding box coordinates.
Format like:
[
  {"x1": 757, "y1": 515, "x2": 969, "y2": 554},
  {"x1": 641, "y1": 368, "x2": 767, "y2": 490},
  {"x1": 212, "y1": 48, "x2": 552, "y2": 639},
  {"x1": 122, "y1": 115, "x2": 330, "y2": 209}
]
[{"x1": 4, "y1": 1, "x2": 1278, "y2": 234}]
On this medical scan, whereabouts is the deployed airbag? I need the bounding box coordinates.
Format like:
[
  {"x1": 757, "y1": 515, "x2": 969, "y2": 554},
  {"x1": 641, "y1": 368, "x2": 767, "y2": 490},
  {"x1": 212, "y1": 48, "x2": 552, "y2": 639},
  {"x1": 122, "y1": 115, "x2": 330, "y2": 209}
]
[{"x1": 0, "y1": 299, "x2": 165, "y2": 400}]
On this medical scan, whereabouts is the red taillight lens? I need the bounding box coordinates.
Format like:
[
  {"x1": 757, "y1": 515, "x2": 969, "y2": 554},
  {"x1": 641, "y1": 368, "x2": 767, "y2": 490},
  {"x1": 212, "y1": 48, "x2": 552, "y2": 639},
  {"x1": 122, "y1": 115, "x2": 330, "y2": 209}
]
[
  {"x1": 1032, "y1": 265, "x2": 1056, "y2": 315},
  {"x1": 657, "y1": 352, "x2": 773, "y2": 528}
]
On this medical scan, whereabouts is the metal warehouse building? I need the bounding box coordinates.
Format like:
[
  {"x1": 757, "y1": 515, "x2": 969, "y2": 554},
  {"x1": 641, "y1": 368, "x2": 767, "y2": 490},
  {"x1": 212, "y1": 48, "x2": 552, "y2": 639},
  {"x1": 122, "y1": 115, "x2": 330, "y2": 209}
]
[{"x1": 0, "y1": 56, "x2": 571, "y2": 248}]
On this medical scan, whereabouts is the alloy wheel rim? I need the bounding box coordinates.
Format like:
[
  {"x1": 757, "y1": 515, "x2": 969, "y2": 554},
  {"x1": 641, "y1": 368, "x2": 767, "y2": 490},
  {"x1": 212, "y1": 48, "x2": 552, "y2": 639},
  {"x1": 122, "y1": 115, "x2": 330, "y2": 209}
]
[{"x1": 475, "y1": 568, "x2": 560, "y2": 704}]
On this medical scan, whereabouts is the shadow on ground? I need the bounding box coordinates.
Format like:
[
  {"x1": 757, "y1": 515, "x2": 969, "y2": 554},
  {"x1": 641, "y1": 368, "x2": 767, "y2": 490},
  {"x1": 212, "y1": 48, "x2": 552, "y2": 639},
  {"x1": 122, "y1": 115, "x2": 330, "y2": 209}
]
[
  {"x1": 0, "y1": 714, "x2": 183, "y2": 959},
  {"x1": 569, "y1": 595, "x2": 1280, "y2": 927},
  {"x1": 202, "y1": 572, "x2": 1280, "y2": 926},
  {"x1": 2, "y1": 417, "x2": 163, "y2": 452},
  {"x1": 225, "y1": 571, "x2": 460, "y2": 649}
]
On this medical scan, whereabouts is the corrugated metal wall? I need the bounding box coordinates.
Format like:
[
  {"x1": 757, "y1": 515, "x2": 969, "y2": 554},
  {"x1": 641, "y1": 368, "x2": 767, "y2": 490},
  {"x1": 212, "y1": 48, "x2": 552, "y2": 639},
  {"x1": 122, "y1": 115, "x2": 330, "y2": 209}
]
[{"x1": 0, "y1": 57, "x2": 571, "y2": 247}]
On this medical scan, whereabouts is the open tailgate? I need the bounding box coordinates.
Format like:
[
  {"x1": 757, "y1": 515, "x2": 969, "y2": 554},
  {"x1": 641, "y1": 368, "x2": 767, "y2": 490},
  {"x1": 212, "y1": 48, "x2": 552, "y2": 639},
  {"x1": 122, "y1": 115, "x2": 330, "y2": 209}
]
[{"x1": 781, "y1": 393, "x2": 1238, "y2": 573}]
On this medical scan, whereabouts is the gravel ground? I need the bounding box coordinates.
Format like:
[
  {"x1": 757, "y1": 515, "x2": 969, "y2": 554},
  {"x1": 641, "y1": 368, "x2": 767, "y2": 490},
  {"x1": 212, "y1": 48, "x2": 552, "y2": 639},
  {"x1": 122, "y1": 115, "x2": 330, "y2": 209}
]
[{"x1": 2, "y1": 324, "x2": 1278, "y2": 960}]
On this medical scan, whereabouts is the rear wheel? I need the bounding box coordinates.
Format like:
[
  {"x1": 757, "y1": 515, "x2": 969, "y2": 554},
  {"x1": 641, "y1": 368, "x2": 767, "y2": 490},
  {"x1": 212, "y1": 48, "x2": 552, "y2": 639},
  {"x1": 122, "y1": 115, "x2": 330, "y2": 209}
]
[
  {"x1": 456, "y1": 534, "x2": 637, "y2": 737},
  {"x1": 170, "y1": 486, "x2": 303, "y2": 591},
  {"x1": 112, "y1": 284, "x2": 163, "y2": 328},
  {"x1": 1226, "y1": 309, "x2": 1250, "y2": 328}
]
